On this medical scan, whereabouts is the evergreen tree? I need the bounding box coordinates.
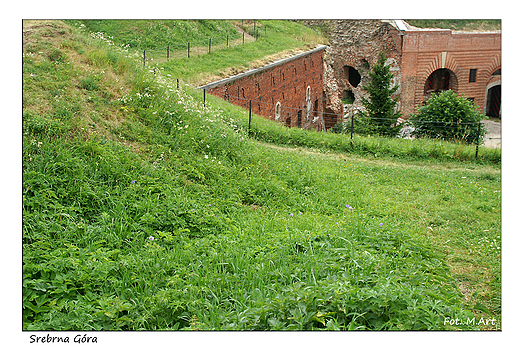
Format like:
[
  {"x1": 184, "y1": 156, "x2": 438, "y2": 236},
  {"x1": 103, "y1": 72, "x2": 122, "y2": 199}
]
[{"x1": 360, "y1": 51, "x2": 402, "y2": 136}]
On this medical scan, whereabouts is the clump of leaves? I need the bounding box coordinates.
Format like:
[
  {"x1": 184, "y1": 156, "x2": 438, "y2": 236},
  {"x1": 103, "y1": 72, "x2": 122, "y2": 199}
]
[{"x1": 410, "y1": 90, "x2": 486, "y2": 144}]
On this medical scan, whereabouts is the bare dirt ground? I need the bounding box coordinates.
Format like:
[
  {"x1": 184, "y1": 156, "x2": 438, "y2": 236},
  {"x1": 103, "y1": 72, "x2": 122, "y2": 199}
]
[{"x1": 483, "y1": 119, "x2": 501, "y2": 148}]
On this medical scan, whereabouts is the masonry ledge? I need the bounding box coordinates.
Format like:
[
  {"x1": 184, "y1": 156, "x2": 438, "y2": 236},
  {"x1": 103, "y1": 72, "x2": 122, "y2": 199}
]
[{"x1": 199, "y1": 44, "x2": 328, "y2": 90}]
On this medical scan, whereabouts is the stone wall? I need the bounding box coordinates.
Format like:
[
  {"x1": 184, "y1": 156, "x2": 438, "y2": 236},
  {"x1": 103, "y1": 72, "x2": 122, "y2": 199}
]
[
  {"x1": 305, "y1": 20, "x2": 501, "y2": 120},
  {"x1": 309, "y1": 20, "x2": 403, "y2": 122}
]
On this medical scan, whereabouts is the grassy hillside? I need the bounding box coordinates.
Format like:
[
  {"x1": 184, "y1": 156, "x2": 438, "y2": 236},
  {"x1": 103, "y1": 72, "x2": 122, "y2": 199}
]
[
  {"x1": 22, "y1": 20, "x2": 501, "y2": 331},
  {"x1": 70, "y1": 20, "x2": 240, "y2": 50},
  {"x1": 70, "y1": 20, "x2": 328, "y2": 86},
  {"x1": 406, "y1": 19, "x2": 501, "y2": 31}
]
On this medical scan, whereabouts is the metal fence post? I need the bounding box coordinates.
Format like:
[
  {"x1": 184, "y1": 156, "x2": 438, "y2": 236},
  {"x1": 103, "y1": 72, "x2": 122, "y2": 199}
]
[
  {"x1": 209, "y1": 38, "x2": 211, "y2": 54},
  {"x1": 248, "y1": 100, "x2": 252, "y2": 135},
  {"x1": 143, "y1": 50, "x2": 146, "y2": 66},
  {"x1": 203, "y1": 89, "x2": 206, "y2": 109},
  {"x1": 167, "y1": 45, "x2": 169, "y2": 61},
  {"x1": 227, "y1": 35, "x2": 229, "y2": 47},
  {"x1": 351, "y1": 115, "x2": 354, "y2": 140},
  {"x1": 475, "y1": 122, "x2": 481, "y2": 160},
  {"x1": 188, "y1": 42, "x2": 190, "y2": 58}
]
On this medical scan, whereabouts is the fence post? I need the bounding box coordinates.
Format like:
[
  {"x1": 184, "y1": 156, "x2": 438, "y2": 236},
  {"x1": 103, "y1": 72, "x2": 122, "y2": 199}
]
[
  {"x1": 475, "y1": 122, "x2": 481, "y2": 160},
  {"x1": 209, "y1": 38, "x2": 211, "y2": 54},
  {"x1": 227, "y1": 35, "x2": 229, "y2": 47},
  {"x1": 167, "y1": 45, "x2": 169, "y2": 61},
  {"x1": 350, "y1": 115, "x2": 354, "y2": 140},
  {"x1": 203, "y1": 89, "x2": 206, "y2": 109},
  {"x1": 177, "y1": 78, "x2": 179, "y2": 89},
  {"x1": 187, "y1": 42, "x2": 190, "y2": 58},
  {"x1": 248, "y1": 100, "x2": 252, "y2": 135},
  {"x1": 143, "y1": 50, "x2": 146, "y2": 66}
]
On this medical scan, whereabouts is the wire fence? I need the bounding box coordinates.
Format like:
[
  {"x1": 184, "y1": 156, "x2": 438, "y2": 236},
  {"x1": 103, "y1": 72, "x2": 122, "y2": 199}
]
[
  {"x1": 206, "y1": 87, "x2": 493, "y2": 146},
  {"x1": 168, "y1": 75, "x2": 497, "y2": 160},
  {"x1": 142, "y1": 22, "x2": 268, "y2": 65}
]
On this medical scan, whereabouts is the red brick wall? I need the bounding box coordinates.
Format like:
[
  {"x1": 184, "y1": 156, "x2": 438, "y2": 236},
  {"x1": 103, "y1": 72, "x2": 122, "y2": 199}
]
[
  {"x1": 202, "y1": 46, "x2": 327, "y2": 130},
  {"x1": 401, "y1": 29, "x2": 501, "y2": 117}
]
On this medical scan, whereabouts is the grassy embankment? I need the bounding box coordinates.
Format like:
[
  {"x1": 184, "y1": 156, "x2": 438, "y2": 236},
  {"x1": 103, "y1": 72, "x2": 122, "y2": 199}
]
[
  {"x1": 23, "y1": 20, "x2": 500, "y2": 331},
  {"x1": 406, "y1": 19, "x2": 501, "y2": 31}
]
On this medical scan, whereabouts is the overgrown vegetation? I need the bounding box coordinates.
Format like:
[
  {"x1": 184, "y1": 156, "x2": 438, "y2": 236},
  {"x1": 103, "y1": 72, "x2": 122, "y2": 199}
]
[
  {"x1": 410, "y1": 90, "x2": 487, "y2": 144},
  {"x1": 22, "y1": 20, "x2": 501, "y2": 331}
]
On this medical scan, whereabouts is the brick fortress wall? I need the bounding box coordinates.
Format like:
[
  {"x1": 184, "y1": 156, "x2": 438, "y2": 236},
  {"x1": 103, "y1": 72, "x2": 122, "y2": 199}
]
[
  {"x1": 201, "y1": 45, "x2": 328, "y2": 130},
  {"x1": 400, "y1": 29, "x2": 501, "y2": 117}
]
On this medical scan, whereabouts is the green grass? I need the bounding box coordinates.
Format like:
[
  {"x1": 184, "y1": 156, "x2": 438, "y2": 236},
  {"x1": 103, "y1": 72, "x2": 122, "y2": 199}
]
[
  {"x1": 22, "y1": 20, "x2": 501, "y2": 331},
  {"x1": 69, "y1": 20, "x2": 240, "y2": 50},
  {"x1": 406, "y1": 20, "x2": 501, "y2": 31},
  {"x1": 154, "y1": 20, "x2": 327, "y2": 86}
]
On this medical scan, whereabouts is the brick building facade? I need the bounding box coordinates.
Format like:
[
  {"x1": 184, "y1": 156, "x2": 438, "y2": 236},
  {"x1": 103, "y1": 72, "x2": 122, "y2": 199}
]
[
  {"x1": 400, "y1": 27, "x2": 501, "y2": 118},
  {"x1": 201, "y1": 45, "x2": 328, "y2": 130},
  {"x1": 318, "y1": 20, "x2": 501, "y2": 121}
]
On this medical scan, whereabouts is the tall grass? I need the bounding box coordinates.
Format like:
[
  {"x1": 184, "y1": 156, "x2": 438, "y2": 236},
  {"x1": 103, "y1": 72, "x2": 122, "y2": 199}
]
[{"x1": 204, "y1": 91, "x2": 501, "y2": 165}]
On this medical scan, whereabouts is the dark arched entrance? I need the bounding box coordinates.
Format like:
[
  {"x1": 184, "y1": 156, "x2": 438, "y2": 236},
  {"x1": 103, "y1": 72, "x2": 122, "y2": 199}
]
[
  {"x1": 486, "y1": 85, "x2": 501, "y2": 118},
  {"x1": 424, "y1": 68, "x2": 458, "y2": 101},
  {"x1": 344, "y1": 65, "x2": 361, "y2": 88}
]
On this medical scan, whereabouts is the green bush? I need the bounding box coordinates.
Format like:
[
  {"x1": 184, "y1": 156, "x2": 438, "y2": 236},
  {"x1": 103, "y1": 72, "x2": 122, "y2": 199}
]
[{"x1": 410, "y1": 90, "x2": 486, "y2": 144}]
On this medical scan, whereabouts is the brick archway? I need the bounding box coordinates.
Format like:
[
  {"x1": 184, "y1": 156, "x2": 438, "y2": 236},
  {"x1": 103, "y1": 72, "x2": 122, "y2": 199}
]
[{"x1": 422, "y1": 68, "x2": 459, "y2": 102}]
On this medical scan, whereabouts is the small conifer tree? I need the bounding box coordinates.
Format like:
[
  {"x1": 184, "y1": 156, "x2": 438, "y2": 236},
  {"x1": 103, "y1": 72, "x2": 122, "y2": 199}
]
[{"x1": 360, "y1": 51, "x2": 402, "y2": 136}]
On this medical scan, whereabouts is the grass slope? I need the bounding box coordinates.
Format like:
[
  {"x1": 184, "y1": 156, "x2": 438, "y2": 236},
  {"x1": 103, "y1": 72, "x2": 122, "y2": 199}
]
[
  {"x1": 22, "y1": 20, "x2": 501, "y2": 331},
  {"x1": 406, "y1": 20, "x2": 501, "y2": 31}
]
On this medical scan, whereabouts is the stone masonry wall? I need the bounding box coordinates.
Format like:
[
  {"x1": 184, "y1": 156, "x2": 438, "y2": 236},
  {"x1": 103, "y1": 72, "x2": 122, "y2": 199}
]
[{"x1": 314, "y1": 20, "x2": 403, "y2": 122}]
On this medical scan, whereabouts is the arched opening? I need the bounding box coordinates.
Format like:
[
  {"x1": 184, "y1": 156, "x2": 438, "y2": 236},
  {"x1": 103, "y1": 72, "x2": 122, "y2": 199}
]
[
  {"x1": 424, "y1": 68, "x2": 458, "y2": 101},
  {"x1": 344, "y1": 65, "x2": 361, "y2": 88},
  {"x1": 306, "y1": 86, "x2": 312, "y2": 120},
  {"x1": 486, "y1": 84, "x2": 501, "y2": 118},
  {"x1": 275, "y1": 102, "x2": 281, "y2": 120},
  {"x1": 342, "y1": 90, "x2": 355, "y2": 104}
]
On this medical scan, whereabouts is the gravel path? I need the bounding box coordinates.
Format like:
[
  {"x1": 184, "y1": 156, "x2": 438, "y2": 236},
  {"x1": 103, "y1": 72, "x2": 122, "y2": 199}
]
[{"x1": 482, "y1": 119, "x2": 501, "y2": 148}]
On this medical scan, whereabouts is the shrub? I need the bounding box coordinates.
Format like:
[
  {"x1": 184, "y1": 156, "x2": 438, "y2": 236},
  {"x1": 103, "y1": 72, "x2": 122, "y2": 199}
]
[{"x1": 410, "y1": 90, "x2": 486, "y2": 144}]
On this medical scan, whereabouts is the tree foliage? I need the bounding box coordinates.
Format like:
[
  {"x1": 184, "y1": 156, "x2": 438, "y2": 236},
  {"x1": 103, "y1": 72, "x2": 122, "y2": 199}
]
[
  {"x1": 360, "y1": 51, "x2": 402, "y2": 136},
  {"x1": 410, "y1": 90, "x2": 486, "y2": 144}
]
